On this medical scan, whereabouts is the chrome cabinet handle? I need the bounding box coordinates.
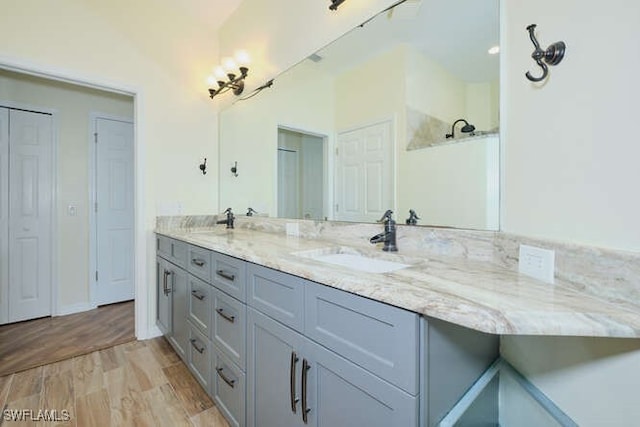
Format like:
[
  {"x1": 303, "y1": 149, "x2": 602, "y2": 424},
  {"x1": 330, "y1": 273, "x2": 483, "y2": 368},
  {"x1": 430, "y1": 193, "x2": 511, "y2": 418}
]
[
  {"x1": 290, "y1": 351, "x2": 299, "y2": 413},
  {"x1": 216, "y1": 269, "x2": 235, "y2": 281},
  {"x1": 301, "y1": 359, "x2": 311, "y2": 423},
  {"x1": 216, "y1": 367, "x2": 236, "y2": 388},
  {"x1": 191, "y1": 258, "x2": 206, "y2": 267},
  {"x1": 216, "y1": 308, "x2": 235, "y2": 323},
  {"x1": 191, "y1": 290, "x2": 206, "y2": 300},
  {"x1": 189, "y1": 338, "x2": 205, "y2": 354}
]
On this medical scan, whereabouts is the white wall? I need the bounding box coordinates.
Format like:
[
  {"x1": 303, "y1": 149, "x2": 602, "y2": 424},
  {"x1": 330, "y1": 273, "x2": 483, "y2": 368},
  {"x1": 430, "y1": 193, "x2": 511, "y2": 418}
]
[
  {"x1": 0, "y1": 0, "x2": 221, "y2": 337},
  {"x1": 0, "y1": 70, "x2": 133, "y2": 312},
  {"x1": 500, "y1": 1, "x2": 640, "y2": 425}
]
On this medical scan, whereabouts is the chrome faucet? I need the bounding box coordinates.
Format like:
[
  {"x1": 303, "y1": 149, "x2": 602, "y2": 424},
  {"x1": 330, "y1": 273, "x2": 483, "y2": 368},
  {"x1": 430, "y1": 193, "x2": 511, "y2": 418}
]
[
  {"x1": 217, "y1": 208, "x2": 235, "y2": 229},
  {"x1": 370, "y1": 209, "x2": 398, "y2": 252}
]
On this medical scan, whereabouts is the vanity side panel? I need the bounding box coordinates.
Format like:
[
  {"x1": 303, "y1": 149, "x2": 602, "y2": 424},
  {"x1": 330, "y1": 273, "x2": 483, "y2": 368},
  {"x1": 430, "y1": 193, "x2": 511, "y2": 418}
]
[{"x1": 424, "y1": 317, "x2": 499, "y2": 426}]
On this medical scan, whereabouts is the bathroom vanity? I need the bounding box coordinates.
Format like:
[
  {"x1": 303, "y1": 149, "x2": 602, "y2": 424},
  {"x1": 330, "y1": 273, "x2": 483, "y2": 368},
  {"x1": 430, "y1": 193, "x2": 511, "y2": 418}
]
[{"x1": 155, "y1": 218, "x2": 640, "y2": 427}]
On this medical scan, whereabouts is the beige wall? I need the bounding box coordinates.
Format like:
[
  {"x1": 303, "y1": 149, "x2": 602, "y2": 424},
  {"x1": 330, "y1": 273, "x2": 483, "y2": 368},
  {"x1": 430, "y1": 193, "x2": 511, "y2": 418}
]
[{"x1": 0, "y1": 70, "x2": 133, "y2": 312}]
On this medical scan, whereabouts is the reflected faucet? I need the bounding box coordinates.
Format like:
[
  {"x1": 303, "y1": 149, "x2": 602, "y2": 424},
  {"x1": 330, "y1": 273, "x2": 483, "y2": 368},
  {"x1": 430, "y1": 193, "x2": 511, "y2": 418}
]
[
  {"x1": 406, "y1": 209, "x2": 420, "y2": 226},
  {"x1": 446, "y1": 119, "x2": 476, "y2": 139},
  {"x1": 217, "y1": 208, "x2": 235, "y2": 229},
  {"x1": 370, "y1": 210, "x2": 398, "y2": 252}
]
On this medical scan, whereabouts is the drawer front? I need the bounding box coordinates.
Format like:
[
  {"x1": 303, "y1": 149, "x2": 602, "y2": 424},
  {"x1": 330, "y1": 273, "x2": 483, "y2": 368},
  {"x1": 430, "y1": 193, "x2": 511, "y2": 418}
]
[
  {"x1": 212, "y1": 347, "x2": 246, "y2": 427},
  {"x1": 212, "y1": 289, "x2": 246, "y2": 369},
  {"x1": 305, "y1": 281, "x2": 420, "y2": 395},
  {"x1": 188, "y1": 325, "x2": 211, "y2": 392},
  {"x1": 247, "y1": 264, "x2": 304, "y2": 332},
  {"x1": 211, "y1": 252, "x2": 246, "y2": 301},
  {"x1": 188, "y1": 274, "x2": 212, "y2": 336},
  {"x1": 187, "y1": 245, "x2": 212, "y2": 282},
  {"x1": 156, "y1": 235, "x2": 187, "y2": 268}
]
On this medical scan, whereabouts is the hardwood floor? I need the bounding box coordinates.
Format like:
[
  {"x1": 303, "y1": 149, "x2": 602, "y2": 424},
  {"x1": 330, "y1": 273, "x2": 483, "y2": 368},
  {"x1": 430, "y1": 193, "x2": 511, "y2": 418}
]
[
  {"x1": 0, "y1": 338, "x2": 229, "y2": 426},
  {"x1": 0, "y1": 301, "x2": 135, "y2": 377}
]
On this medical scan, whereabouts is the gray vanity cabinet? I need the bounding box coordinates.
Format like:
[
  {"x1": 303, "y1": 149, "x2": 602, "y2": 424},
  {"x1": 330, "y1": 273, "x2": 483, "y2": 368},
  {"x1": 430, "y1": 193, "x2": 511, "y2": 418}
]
[{"x1": 156, "y1": 237, "x2": 189, "y2": 362}]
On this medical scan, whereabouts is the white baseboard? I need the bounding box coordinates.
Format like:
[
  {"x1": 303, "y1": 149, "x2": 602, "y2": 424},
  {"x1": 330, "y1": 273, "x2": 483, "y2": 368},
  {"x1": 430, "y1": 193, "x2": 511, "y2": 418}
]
[
  {"x1": 139, "y1": 324, "x2": 163, "y2": 340},
  {"x1": 56, "y1": 302, "x2": 98, "y2": 316}
]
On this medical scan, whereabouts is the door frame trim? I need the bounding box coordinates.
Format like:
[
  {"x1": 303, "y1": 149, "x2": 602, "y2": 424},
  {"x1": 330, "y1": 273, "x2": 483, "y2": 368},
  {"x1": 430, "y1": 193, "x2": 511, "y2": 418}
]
[
  {"x1": 88, "y1": 112, "x2": 134, "y2": 308},
  {"x1": 0, "y1": 100, "x2": 58, "y2": 324},
  {"x1": 0, "y1": 58, "x2": 151, "y2": 339}
]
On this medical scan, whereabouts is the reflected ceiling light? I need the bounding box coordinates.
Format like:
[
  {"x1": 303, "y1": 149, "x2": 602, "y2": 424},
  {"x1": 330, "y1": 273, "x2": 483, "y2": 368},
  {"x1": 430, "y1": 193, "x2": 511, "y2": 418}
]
[
  {"x1": 488, "y1": 45, "x2": 500, "y2": 55},
  {"x1": 207, "y1": 50, "x2": 250, "y2": 99}
]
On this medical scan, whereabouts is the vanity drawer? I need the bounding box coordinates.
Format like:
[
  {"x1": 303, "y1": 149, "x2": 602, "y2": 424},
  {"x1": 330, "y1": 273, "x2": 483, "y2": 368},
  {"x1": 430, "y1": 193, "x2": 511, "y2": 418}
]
[
  {"x1": 188, "y1": 274, "x2": 212, "y2": 336},
  {"x1": 187, "y1": 245, "x2": 212, "y2": 282},
  {"x1": 212, "y1": 346, "x2": 246, "y2": 427},
  {"x1": 157, "y1": 235, "x2": 187, "y2": 268},
  {"x1": 211, "y1": 252, "x2": 246, "y2": 302},
  {"x1": 212, "y1": 288, "x2": 246, "y2": 369},
  {"x1": 247, "y1": 263, "x2": 304, "y2": 333},
  {"x1": 188, "y1": 324, "x2": 211, "y2": 392},
  {"x1": 304, "y1": 281, "x2": 420, "y2": 395}
]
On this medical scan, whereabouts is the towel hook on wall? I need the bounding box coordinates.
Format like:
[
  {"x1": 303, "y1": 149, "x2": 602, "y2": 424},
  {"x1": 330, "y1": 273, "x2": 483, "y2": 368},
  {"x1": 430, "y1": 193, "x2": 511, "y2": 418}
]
[
  {"x1": 199, "y1": 158, "x2": 207, "y2": 175},
  {"x1": 525, "y1": 24, "x2": 566, "y2": 82}
]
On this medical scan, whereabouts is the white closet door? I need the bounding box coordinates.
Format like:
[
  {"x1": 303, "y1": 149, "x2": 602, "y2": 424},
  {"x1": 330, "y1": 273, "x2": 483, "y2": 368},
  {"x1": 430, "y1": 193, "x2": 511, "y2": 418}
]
[
  {"x1": 336, "y1": 121, "x2": 393, "y2": 222},
  {"x1": 9, "y1": 109, "x2": 53, "y2": 322},
  {"x1": 95, "y1": 118, "x2": 134, "y2": 305},
  {"x1": 0, "y1": 107, "x2": 8, "y2": 324}
]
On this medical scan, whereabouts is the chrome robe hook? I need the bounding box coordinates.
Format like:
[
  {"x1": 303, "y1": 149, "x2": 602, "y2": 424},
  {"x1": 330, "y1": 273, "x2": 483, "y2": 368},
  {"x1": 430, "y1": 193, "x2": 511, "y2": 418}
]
[{"x1": 525, "y1": 24, "x2": 566, "y2": 82}]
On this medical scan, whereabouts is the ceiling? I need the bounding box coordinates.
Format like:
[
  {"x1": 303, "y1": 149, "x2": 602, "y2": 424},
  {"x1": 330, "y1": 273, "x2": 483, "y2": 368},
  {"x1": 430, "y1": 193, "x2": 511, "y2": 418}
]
[
  {"x1": 155, "y1": 0, "x2": 243, "y2": 30},
  {"x1": 314, "y1": 0, "x2": 500, "y2": 83}
]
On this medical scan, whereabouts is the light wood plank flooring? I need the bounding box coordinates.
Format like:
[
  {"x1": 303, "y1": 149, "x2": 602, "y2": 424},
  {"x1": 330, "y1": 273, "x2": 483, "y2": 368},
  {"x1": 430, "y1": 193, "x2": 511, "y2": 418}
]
[
  {"x1": 0, "y1": 301, "x2": 135, "y2": 377},
  {"x1": 0, "y1": 337, "x2": 229, "y2": 427}
]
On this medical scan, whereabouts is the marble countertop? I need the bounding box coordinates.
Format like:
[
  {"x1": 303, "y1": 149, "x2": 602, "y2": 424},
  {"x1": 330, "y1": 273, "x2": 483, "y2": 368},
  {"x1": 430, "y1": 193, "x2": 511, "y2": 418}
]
[{"x1": 156, "y1": 227, "x2": 640, "y2": 338}]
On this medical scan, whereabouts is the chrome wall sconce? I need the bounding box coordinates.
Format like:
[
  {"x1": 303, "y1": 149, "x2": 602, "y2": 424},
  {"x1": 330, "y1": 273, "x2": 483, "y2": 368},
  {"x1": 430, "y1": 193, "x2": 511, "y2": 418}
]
[
  {"x1": 208, "y1": 51, "x2": 250, "y2": 99},
  {"x1": 525, "y1": 24, "x2": 566, "y2": 82}
]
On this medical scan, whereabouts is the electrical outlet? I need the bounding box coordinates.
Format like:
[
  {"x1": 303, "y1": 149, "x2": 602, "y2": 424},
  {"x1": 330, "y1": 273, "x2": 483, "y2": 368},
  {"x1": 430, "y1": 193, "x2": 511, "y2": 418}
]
[{"x1": 518, "y1": 244, "x2": 555, "y2": 284}]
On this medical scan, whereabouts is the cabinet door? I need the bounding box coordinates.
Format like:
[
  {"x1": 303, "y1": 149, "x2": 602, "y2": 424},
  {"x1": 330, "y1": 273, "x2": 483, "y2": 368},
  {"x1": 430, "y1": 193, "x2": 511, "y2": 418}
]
[
  {"x1": 302, "y1": 338, "x2": 418, "y2": 427},
  {"x1": 168, "y1": 265, "x2": 188, "y2": 361},
  {"x1": 156, "y1": 258, "x2": 172, "y2": 335},
  {"x1": 247, "y1": 308, "x2": 305, "y2": 427}
]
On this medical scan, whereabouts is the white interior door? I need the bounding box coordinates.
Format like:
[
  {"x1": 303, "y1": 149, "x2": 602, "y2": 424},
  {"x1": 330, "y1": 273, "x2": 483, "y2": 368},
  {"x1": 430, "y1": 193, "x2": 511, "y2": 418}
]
[
  {"x1": 336, "y1": 121, "x2": 393, "y2": 222},
  {"x1": 277, "y1": 148, "x2": 300, "y2": 219},
  {"x1": 95, "y1": 117, "x2": 134, "y2": 306},
  {"x1": 0, "y1": 108, "x2": 8, "y2": 324},
  {"x1": 8, "y1": 109, "x2": 53, "y2": 322}
]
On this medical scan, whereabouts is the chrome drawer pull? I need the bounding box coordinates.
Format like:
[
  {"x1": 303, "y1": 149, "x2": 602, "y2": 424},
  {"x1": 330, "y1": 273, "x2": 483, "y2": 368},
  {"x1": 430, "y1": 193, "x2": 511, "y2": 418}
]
[
  {"x1": 216, "y1": 308, "x2": 236, "y2": 323},
  {"x1": 290, "y1": 351, "x2": 299, "y2": 413},
  {"x1": 216, "y1": 367, "x2": 236, "y2": 388},
  {"x1": 191, "y1": 290, "x2": 206, "y2": 300},
  {"x1": 301, "y1": 359, "x2": 311, "y2": 423},
  {"x1": 216, "y1": 269, "x2": 235, "y2": 281},
  {"x1": 191, "y1": 258, "x2": 206, "y2": 267},
  {"x1": 189, "y1": 338, "x2": 205, "y2": 354}
]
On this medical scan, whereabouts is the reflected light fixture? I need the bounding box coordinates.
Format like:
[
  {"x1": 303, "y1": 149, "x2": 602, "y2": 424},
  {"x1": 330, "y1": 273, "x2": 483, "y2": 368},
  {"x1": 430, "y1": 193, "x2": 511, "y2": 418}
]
[
  {"x1": 207, "y1": 50, "x2": 250, "y2": 99},
  {"x1": 488, "y1": 45, "x2": 500, "y2": 55}
]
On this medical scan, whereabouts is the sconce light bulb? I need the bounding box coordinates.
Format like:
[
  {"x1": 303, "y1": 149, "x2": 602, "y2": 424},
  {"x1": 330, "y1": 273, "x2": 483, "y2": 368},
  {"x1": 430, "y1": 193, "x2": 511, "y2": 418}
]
[
  {"x1": 488, "y1": 45, "x2": 500, "y2": 55},
  {"x1": 214, "y1": 66, "x2": 227, "y2": 80},
  {"x1": 234, "y1": 50, "x2": 251, "y2": 66},
  {"x1": 222, "y1": 57, "x2": 237, "y2": 73},
  {"x1": 206, "y1": 75, "x2": 218, "y2": 86}
]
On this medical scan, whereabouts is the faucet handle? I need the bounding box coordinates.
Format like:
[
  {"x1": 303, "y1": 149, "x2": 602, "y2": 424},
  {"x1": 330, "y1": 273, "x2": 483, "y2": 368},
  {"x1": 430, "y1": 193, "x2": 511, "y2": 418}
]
[
  {"x1": 377, "y1": 209, "x2": 394, "y2": 223},
  {"x1": 406, "y1": 209, "x2": 420, "y2": 225},
  {"x1": 247, "y1": 207, "x2": 257, "y2": 216}
]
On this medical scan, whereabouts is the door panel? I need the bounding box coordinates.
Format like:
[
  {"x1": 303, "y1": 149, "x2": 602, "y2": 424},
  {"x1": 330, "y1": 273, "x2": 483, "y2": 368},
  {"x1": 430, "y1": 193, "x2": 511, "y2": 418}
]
[
  {"x1": 96, "y1": 118, "x2": 134, "y2": 305},
  {"x1": 336, "y1": 121, "x2": 393, "y2": 222},
  {"x1": 8, "y1": 110, "x2": 53, "y2": 322},
  {"x1": 0, "y1": 108, "x2": 8, "y2": 323}
]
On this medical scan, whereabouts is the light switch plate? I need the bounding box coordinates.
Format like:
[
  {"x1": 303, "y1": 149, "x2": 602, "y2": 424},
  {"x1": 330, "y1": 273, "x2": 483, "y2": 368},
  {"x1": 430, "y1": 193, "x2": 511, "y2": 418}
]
[{"x1": 519, "y1": 244, "x2": 555, "y2": 284}]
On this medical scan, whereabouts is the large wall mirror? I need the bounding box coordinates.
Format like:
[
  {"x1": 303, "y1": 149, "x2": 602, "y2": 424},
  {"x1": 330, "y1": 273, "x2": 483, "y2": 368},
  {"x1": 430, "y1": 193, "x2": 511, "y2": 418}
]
[{"x1": 219, "y1": 0, "x2": 500, "y2": 230}]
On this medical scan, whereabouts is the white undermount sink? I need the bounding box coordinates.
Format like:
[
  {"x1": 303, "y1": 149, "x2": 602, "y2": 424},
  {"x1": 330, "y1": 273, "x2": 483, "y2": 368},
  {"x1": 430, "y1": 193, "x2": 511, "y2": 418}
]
[{"x1": 293, "y1": 246, "x2": 412, "y2": 273}]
